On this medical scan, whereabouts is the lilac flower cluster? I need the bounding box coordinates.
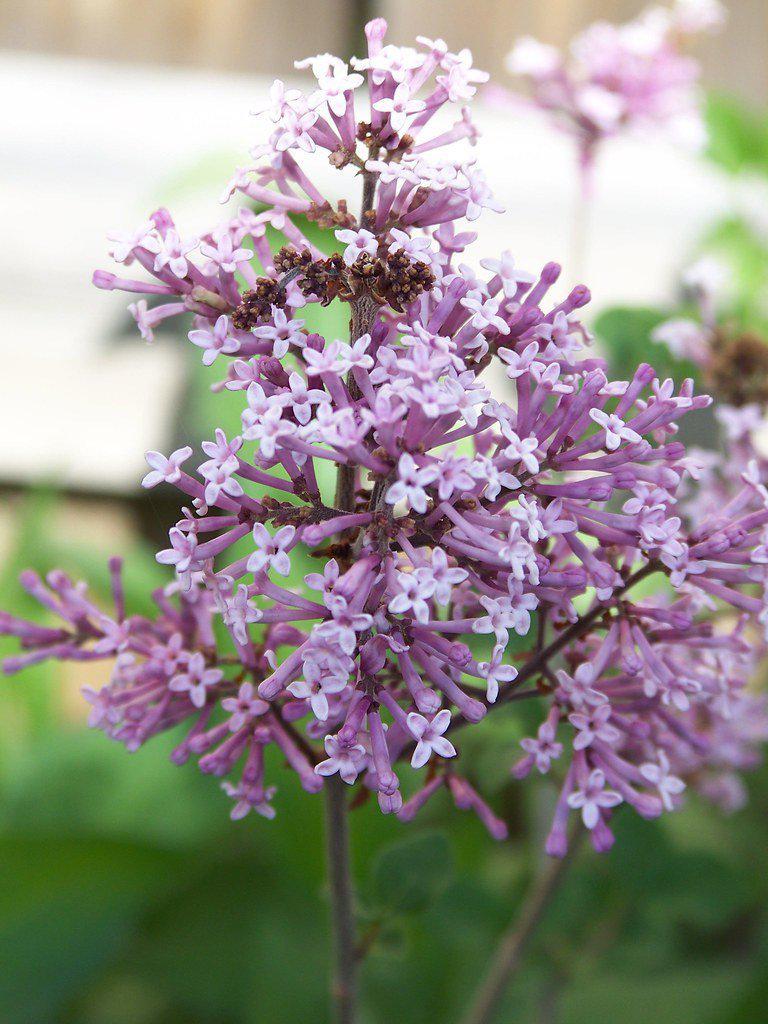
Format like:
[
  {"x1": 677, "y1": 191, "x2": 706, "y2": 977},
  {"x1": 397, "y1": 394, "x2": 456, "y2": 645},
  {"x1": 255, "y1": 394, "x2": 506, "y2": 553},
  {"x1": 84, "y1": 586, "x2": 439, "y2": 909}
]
[
  {"x1": 3, "y1": 18, "x2": 767, "y2": 855},
  {"x1": 502, "y1": 0, "x2": 725, "y2": 168}
]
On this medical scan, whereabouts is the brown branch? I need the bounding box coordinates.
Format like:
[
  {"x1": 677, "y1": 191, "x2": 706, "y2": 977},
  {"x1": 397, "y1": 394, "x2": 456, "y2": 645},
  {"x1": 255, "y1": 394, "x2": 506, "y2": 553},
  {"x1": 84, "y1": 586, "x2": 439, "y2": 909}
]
[
  {"x1": 324, "y1": 777, "x2": 359, "y2": 1024},
  {"x1": 359, "y1": 170, "x2": 377, "y2": 228},
  {"x1": 354, "y1": 918, "x2": 383, "y2": 962},
  {"x1": 495, "y1": 560, "x2": 659, "y2": 706},
  {"x1": 459, "y1": 825, "x2": 583, "y2": 1024},
  {"x1": 335, "y1": 293, "x2": 381, "y2": 515}
]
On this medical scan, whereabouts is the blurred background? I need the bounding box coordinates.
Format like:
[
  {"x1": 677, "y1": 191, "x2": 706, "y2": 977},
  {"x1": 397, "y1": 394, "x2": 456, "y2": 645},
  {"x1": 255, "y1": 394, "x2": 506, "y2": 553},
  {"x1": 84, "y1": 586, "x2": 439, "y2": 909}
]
[{"x1": 2, "y1": 2, "x2": 768, "y2": 1022}]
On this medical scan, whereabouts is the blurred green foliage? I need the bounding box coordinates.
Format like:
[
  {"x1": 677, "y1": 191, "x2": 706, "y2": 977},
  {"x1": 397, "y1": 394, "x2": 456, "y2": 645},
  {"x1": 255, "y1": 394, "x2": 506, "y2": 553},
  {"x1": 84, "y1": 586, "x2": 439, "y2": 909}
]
[
  {"x1": 701, "y1": 93, "x2": 768, "y2": 334},
  {"x1": 705, "y1": 93, "x2": 768, "y2": 179},
  {"x1": 594, "y1": 306, "x2": 698, "y2": 384}
]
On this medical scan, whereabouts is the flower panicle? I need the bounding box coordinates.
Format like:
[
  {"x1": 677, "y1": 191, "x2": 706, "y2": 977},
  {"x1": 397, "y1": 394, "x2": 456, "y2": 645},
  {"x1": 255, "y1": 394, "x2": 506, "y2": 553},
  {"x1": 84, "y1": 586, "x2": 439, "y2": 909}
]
[
  {"x1": 500, "y1": 0, "x2": 725, "y2": 160},
  {"x1": 6, "y1": 15, "x2": 768, "y2": 853}
]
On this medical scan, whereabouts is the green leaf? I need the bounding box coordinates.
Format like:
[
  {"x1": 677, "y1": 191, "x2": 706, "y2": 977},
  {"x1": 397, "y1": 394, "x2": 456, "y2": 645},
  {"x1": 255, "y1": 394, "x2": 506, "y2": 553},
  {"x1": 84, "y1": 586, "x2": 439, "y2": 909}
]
[
  {"x1": 705, "y1": 92, "x2": 768, "y2": 178},
  {"x1": 133, "y1": 854, "x2": 328, "y2": 1023},
  {"x1": 370, "y1": 831, "x2": 454, "y2": 915},
  {"x1": 0, "y1": 835, "x2": 187, "y2": 1024},
  {"x1": 711, "y1": 967, "x2": 768, "y2": 1024},
  {"x1": 561, "y1": 964, "x2": 748, "y2": 1024},
  {"x1": 593, "y1": 306, "x2": 700, "y2": 385}
]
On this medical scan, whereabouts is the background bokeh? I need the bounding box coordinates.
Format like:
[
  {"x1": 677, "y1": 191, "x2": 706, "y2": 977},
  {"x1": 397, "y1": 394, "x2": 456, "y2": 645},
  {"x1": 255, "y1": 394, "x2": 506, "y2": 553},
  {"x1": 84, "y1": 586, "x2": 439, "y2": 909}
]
[{"x1": 1, "y1": 2, "x2": 768, "y2": 1022}]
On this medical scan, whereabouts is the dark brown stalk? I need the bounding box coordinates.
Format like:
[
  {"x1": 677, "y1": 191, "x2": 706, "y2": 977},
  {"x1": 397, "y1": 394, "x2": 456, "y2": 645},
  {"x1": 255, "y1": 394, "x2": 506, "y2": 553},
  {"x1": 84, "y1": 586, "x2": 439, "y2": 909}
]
[
  {"x1": 495, "y1": 560, "x2": 658, "y2": 705},
  {"x1": 459, "y1": 826, "x2": 583, "y2": 1024},
  {"x1": 334, "y1": 293, "x2": 380, "y2": 513},
  {"x1": 324, "y1": 777, "x2": 358, "y2": 1024}
]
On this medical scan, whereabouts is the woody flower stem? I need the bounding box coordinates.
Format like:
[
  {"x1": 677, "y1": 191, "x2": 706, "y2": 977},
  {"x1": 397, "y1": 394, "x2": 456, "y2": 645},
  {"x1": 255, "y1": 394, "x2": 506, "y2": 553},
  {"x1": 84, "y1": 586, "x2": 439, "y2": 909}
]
[
  {"x1": 326, "y1": 247, "x2": 378, "y2": 1020},
  {"x1": 334, "y1": 173, "x2": 379, "y2": 512},
  {"x1": 324, "y1": 776, "x2": 358, "y2": 1024},
  {"x1": 459, "y1": 826, "x2": 583, "y2": 1024}
]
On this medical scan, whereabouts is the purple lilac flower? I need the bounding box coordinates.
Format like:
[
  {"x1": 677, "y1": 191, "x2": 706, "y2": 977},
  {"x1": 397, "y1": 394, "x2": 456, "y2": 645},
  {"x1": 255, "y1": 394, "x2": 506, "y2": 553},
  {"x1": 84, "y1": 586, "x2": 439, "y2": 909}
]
[
  {"x1": 500, "y1": 0, "x2": 725, "y2": 170},
  {"x1": 3, "y1": 18, "x2": 767, "y2": 856}
]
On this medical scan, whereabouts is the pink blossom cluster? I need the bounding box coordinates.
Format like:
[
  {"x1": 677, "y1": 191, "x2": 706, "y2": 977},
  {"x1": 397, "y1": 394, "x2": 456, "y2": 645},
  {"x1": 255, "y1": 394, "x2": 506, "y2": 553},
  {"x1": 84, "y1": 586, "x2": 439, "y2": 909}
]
[
  {"x1": 503, "y1": 0, "x2": 725, "y2": 164},
  {"x1": 3, "y1": 18, "x2": 767, "y2": 855}
]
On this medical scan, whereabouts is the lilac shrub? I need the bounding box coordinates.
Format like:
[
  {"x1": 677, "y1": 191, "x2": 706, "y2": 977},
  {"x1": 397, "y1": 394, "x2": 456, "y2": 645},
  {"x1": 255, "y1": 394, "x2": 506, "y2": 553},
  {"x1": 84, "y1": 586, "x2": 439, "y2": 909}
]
[{"x1": 3, "y1": 19, "x2": 767, "y2": 857}]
